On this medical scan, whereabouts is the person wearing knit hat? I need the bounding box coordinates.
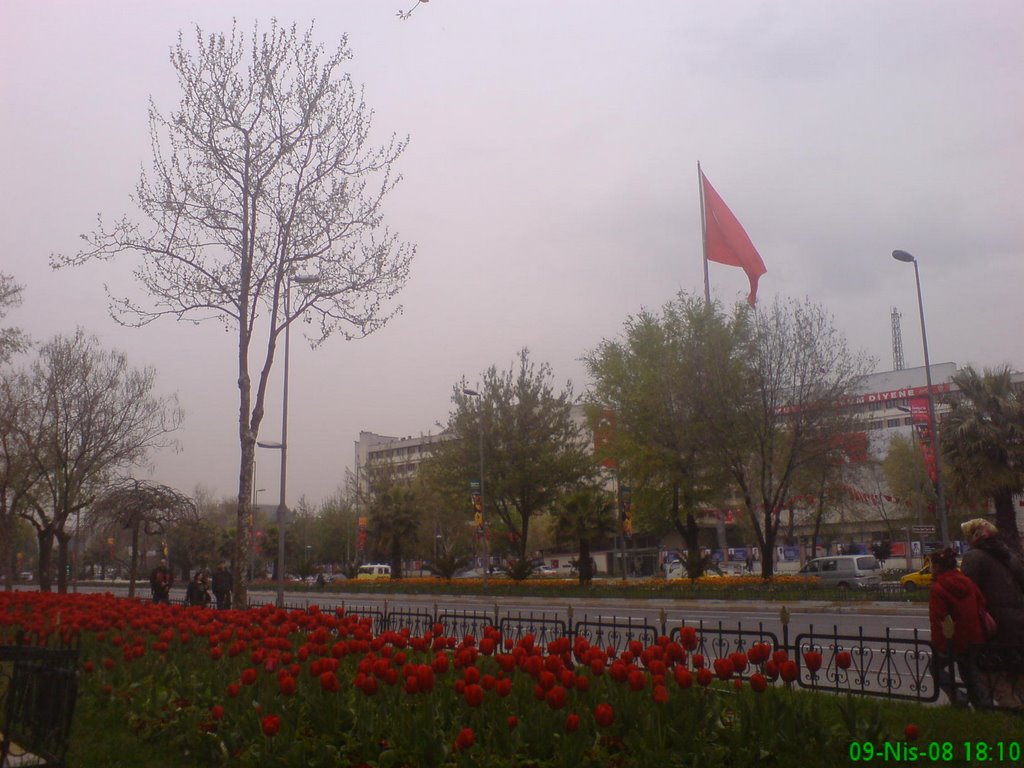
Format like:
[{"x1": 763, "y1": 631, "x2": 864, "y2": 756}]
[{"x1": 961, "y1": 518, "x2": 1024, "y2": 709}]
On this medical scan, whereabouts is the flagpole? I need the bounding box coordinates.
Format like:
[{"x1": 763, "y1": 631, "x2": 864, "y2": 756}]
[{"x1": 698, "y1": 161, "x2": 710, "y2": 304}]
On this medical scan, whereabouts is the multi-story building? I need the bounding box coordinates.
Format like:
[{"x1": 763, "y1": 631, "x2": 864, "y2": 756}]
[{"x1": 353, "y1": 430, "x2": 451, "y2": 496}]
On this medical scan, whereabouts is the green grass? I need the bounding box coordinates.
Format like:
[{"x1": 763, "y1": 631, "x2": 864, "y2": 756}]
[{"x1": 67, "y1": 683, "x2": 1020, "y2": 767}]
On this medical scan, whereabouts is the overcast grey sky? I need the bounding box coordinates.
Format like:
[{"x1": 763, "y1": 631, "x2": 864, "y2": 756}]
[{"x1": 2, "y1": 1, "x2": 1022, "y2": 508}]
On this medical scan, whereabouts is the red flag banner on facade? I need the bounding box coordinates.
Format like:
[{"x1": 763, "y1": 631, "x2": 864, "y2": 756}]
[
  {"x1": 700, "y1": 170, "x2": 767, "y2": 306},
  {"x1": 908, "y1": 396, "x2": 938, "y2": 483}
]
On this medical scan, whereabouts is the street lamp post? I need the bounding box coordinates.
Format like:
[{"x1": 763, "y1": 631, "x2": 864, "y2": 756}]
[
  {"x1": 258, "y1": 272, "x2": 319, "y2": 607},
  {"x1": 462, "y1": 387, "x2": 487, "y2": 584},
  {"x1": 892, "y1": 249, "x2": 949, "y2": 546}
]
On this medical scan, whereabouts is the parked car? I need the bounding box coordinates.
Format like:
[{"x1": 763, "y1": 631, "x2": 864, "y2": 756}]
[{"x1": 798, "y1": 555, "x2": 881, "y2": 589}]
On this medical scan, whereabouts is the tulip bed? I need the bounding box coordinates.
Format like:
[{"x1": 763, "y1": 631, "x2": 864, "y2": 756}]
[{"x1": 0, "y1": 591, "x2": 992, "y2": 767}]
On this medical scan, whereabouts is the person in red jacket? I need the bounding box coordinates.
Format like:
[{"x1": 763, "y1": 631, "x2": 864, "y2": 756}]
[{"x1": 929, "y1": 548, "x2": 992, "y2": 708}]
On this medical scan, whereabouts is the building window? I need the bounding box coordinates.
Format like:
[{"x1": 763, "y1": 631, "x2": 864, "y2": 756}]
[{"x1": 886, "y1": 418, "x2": 901, "y2": 428}]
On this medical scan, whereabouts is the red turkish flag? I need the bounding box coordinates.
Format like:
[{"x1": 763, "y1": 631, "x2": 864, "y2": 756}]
[{"x1": 701, "y1": 171, "x2": 767, "y2": 306}]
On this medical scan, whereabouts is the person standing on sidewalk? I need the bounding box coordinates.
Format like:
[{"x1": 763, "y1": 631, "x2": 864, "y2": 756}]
[
  {"x1": 211, "y1": 563, "x2": 233, "y2": 610},
  {"x1": 149, "y1": 558, "x2": 174, "y2": 604},
  {"x1": 961, "y1": 518, "x2": 1024, "y2": 709},
  {"x1": 928, "y1": 548, "x2": 991, "y2": 707}
]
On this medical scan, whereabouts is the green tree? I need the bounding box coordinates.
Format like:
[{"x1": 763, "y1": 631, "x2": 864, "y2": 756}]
[
  {"x1": 364, "y1": 469, "x2": 421, "y2": 578},
  {"x1": 882, "y1": 433, "x2": 936, "y2": 524},
  {"x1": 316, "y1": 489, "x2": 359, "y2": 568},
  {"x1": 425, "y1": 349, "x2": 593, "y2": 563},
  {"x1": 704, "y1": 297, "x2": 875, "y2": 577},
  {"x1": 55, "y1": 22, "x2": 413, "y2": 607},
  {"x1": 584, "y1": 294, "x2": 743, "y2": 577},
  {"x1": 551, "y1": 485, "x2": 617, "y2": 585},
  {"x1": 941, "y1": 365, "x2": 1024, "y2": 549}
]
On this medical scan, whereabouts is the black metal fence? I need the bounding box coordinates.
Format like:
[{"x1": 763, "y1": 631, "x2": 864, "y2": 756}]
[{"x1": 238, "y1": 597, "x2": 1022, "y2": 710}]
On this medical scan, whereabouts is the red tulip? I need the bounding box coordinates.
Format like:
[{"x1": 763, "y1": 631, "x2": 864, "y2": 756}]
[
  {"x1": 210, "y1": 704, "x2": 225, "y2": 720},
  {"x1": 713, "y1": 657, "x2": 734, "y2": 681},
  {"x1": 454, "y1": 727, "x2": 474, "y2": 751},
  {"x1": 594, "y1": 702, "x2": 615, "y2": 728},
  {"x1": 278, "y1": 674, "x2": 296, "y2": 696},
  {"x1": 320, "y1": 671, "x2": 340, "y2": 693},
  {"x1": 680, "y1": 626, "x2": 699, "y2": 650},
  {"x1": 674, "y1": 666, "x2": 693, "y2": 689},
  {"x1": 260, "y1": 714, "x2": 281, "y2": 738},
  {"x1": 545, "y1": 685, "x2": 567, "y2": 710},
  {"x1": 697, "y1": 667, "x2": 713, "y2": 687},
  {"x1": 780, "y1": 660, "x2": 799, "y2": 682},
  {"x1": 748, "y1": 673, "x2": 767, "y2": 693},
  {"x1": 565, "y1": 713, "x2": 580, "y2": 732},
  {"x1": 463, "y1": 683, "x2": 484, "y2": 707},
  {"x1": 803, "y1": 650, "x2": 823, "y2": 673},
  {"x1": 835, "y1": 651, "x2": 852, "y2": 670},
  {"x1": 905, "y1": 724, "x2": 920, "y2": 741}
]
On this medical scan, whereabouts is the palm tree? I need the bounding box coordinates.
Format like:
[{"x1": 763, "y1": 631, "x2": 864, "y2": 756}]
[
  {"x1": 552, "y1": 486, "x2": 618, "y2": 585},
  {"x1": 369, "y1": 483, "x2": 421, "y2": 579},
  {"x1": 941, "y1": 365, "x2": 1024, "y2": 549}
]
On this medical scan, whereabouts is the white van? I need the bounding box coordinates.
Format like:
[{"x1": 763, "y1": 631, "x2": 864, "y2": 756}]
[
  {"x1": 798, "y1": 555, "x2": 881, "y2": 588},
  {"x1": 356, "y1": 564, "x2": 392, "y2": 581}
]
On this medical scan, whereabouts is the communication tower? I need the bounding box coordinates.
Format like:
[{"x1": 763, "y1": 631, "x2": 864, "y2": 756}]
[{"x1": 891, "y1": 307, "x2": 905, "y2": 371}]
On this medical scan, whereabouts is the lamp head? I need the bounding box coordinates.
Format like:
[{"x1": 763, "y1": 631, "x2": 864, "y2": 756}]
[{"x1": 892, "y1": 250, "x2": 916, "y2": 263}]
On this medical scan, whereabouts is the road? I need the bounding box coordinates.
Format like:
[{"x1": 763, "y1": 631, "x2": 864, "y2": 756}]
[{"x1": 64, "y1": 581, "x2": 929, "y2": 640}]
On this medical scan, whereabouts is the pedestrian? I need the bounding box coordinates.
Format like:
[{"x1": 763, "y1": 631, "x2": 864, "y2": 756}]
[
  {"x1": 211, "y1": 562, "x2": 233, "y2": 610},
  {"x1": 149, "y1": 558, "x2": 174, "y2": 604},
  {"x1": 960, "y1": 518, "x2": 1024, "y2": 709},
  {"x1": 185, "y1": 571, "x2": 212, "y2": 607},
  {"x1": 316, "y1": 572, "x2": 326, "y2": 589},
  {"x1": 927, "y1": 548, "x2": 991, "y2": 708}
]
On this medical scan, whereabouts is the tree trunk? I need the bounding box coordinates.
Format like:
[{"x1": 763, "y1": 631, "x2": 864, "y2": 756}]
[
  {"x1": 37, "y1": 528, "x2": 54, "y2": 592},
  {"x1": 993, "y1": 487, "x2": 1021, "y2": 551},
  {"x1": 233, "y1": 436, "x2": 256, "y2": 609},
  {"x1": 391, "y1": 537, "x2": 403, "y2": 579},
  {"x1": 578, "y1": 538, "x2": 592, "y2": 585},
  {"x1": 56, "y1": 531, "x2": 70, "y2": 593},
  {"x1": 128, "y1": 520, "x2": 141, "y2": 598}
]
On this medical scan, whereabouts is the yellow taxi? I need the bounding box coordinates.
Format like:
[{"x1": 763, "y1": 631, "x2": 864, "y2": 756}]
[{"x1": 899, "y1": 560, "x2": 933, "y2": 590}]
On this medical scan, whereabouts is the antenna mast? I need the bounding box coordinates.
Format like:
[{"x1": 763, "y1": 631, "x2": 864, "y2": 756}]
[{"x1": 891, "y1": 306, "x2": 905, "y2": 370}]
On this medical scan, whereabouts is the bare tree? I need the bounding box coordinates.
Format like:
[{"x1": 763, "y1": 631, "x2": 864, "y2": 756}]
[
  {"x1": 0, "y1": 273, "x2": 29, "y2": 365},
  {"x1": 705, "y1": 297, "x2": 875, "y2": 578},
  {"x1": 0, "y1": 273, "x2": 34, "y2": 589},
  {"x1": 54, "y1": 22, "x2": 413, "y2": 606},
  {"x1": 0, "y1": 375, "x2": 44, "y2": 590},
  {"x1": 91, "y1": 479, "x2": 197, "y2": 597},
  {"x1": 12, "y1": 329, "x2": 182, "y2": 592}
]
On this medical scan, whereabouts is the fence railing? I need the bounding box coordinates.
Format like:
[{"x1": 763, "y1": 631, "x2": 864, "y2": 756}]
[{"x1": 239, "y1": 596, "x2": 1023, "y2": 710}]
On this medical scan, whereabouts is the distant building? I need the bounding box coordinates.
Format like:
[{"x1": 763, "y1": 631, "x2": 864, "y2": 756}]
[{"x1": 353, "y1": 430, "x2": 451, "y2": 496}]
